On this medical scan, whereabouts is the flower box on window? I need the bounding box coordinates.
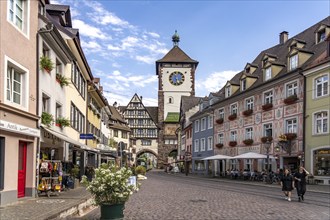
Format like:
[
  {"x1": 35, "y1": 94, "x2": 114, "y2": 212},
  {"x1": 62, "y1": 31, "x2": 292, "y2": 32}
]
[
  {"x1": 229, "y1": 141, "x2": 237, "y2": 147},
  {"x1": 228, "y1": 113, "x2": 237, "y2": 121},
  {"x1": 242, "y1": 109, "x2": 253, "y2": 116},
  {"x1": 216, "y1": 143, "x2": 224, "y2": 148},
  {"x1": 262, "y1": 103, "x2": 273, "y2": 111},
  {"x1": 40, "y1": 56, "x2": 54, "y2": 73},
  {"x1": 283, "y1": 94, "x2": 298, "y2": 105},
  {"x1": 216, "y1": 118, "x2": 224, "y2": 124},
  {"x1": 41, "y1": 112, "x2": 54, "y2": 127},
  {"x1": 284, "y1": 133, "x2": 297, "y2": 140},
  {"x1": 55, "y1": 117, "x2": 70, "y2": 128},
  {"x1": 56, "y1": 73, "x2": 69, "y2": 87},
  {"x1": 261, "y1": 136, "x2": 273, "y2": 143},
  {"x1": 243, "y1": 139, "x2": 254, "y2": 145}
]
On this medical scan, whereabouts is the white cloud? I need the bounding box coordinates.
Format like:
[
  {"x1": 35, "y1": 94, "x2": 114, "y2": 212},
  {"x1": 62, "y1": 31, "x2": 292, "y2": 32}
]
[
  {"x1": 141, "y1": 97, "x2": 158, "y2": 106},
  {"x1": 81, "y1": 40, "x2": 102, "y2": 51},
  {"x1": 135, "y1": 55, "x2": 156, "y2": 64},
  {"x1": 121, "y1": 36, "x2": 140, "y2": 49},
  {"x1": 112, "y1": 70, "x2": 121, "y2": 76},
  {"x1": 196, "y1": 70, "x2": 239, "y2": 94},
  {"x1": 148, "y1": 32, "x2": 160, "y2": 38},
  {"x1": 72, "y1": 20, "x2": 109, "y2": 40},
  {"x1": 107, "y1": 44, "x2": 122, "y2": 51}
]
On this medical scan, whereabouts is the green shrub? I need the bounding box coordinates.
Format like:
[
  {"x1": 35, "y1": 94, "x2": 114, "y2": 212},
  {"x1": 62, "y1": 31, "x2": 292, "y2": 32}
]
[{"x1": 135, "y1": 165, "x2": 146, "y2": 175}]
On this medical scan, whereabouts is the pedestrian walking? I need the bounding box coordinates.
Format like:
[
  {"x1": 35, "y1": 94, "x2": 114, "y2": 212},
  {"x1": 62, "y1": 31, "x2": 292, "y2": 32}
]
[
  {"x1": 294, "y1": 166, "x2": 310, "y2": 202},
  {"x1": 280, "y1": 168, "x2": 295, "y2": 201}
]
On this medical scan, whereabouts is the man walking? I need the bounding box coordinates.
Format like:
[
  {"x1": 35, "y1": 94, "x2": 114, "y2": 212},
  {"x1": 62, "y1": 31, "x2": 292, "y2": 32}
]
[{"x1": 294, "y1": 166, "x2": 309, "y2": 202}]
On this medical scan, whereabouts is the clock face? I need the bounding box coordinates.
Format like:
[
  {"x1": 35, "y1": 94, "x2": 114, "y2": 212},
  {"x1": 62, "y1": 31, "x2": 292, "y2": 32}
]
[{"x1": 169, "y1": 71, "x2": 185, "y2": 86}]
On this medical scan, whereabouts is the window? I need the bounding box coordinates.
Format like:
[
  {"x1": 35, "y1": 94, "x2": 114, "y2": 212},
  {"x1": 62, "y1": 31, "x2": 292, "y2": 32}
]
[
  {"x1": 200, "y1": 138, "x2": 206, "y2": 151},
  {"x1": 264, "y1": 91, "x2": 273, "y2": 104},
  {"x1": 245, "y1": 159, "x2": 252, "y2": 171},
  {"x1": 208, "y1": 115, "x2": 213, "y2": 129},
  {"x1": 194, "y1": 120, "x2": 200, "y2": 133},
  {"x1": 225, "y1": 86, "x2": 231, "y2": 97},
  {"x1": 194, "y1": 139, "x2": 199, "y2": 152},
  {"x1": 265, "y1": 67, "x2": 272, "y2": 81},
  {"x1": 230, "y1": 131, "x2": 237, "y2": 141},
  {"x1": 70, "y1": 103, "x2": 85, "y2": 133},
  {"x1": 71, "y1": 63, "x2": 86, "y2": 99},
  {"x1": 230, "y1": 104, "x2": 237, "y2": 115},
  {"x1": 207, "y1": 136, "x2": 213, "y2": 150},
  {"x1": 56, "y1": 59, "x2": 62, "y2": 74},
  {"x1": 8, "y1": 0, "x2": 29, "y2": 34},
  {"x1": 219, "y1": 108, "x2": 224, "y2": 119},
  {"x1": 168, "y1": 97, "x2": 173, "y2": 104},
  {"x1": 315, "y1": 75, "x2": 328, "y2": 98},
  {"x1": 241, "y1": 79, "x2": 247, "y2": 91},
  {"x1": 142, "y1": 140, "x2": 151, "y2": 146},
  {"x1": 230, "y1": 159, "x2": 238, "y2": 170},
  {"x1": 201, "y1": 117, "x2": 206, "y2": 131},
  {"x1": 314, "y1": 111, "x2": 328, "y2": 134},
  {"x1": 313, "y1": 149, "x2": 330, "y2": 176},
  {"x1": 38, "y1": 1, "x2": 45, "y2": 15},
  {"x1": 42, "y1": 94, "x2": 50, "y2": 112},
  {"x1": 55, "y1": 103, "x2": 62, "y2": 121},
  {"x1": 7, "y1": 66, "x2": 22, "y2": 105},
  {"x1": 245, "y1": 127, "x2": 253, "y2": 140},
  {"x1": 245, "y1": 97, "x2": 254, "y2": 110},
  {"x1": 286, "y1": 81, "x2": 298, "y2": 97},
  {"x1": 218, "y1": 133, "x2": 224, "y2": 144},
  {"x1": 42, "y1": 43, "x2": 50, "y2": 57},
  {"x1": 263, "y1": 123, "x2": 273, "y2": 137},
  {"x1": 285, "y1": 118, "x2": 297, "y2": 133},
  {"x1": 114, "y1": 130, "x2": 118, "y2": 137},
  {"x1": 317, "y1": 29, "x2": 326, "y2": 43},
  {"x1": 289, "y1": 54, "x2": 298, "y2": 71}
]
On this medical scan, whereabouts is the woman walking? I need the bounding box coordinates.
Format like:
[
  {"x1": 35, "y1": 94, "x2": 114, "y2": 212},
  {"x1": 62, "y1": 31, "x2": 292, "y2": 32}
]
[
  {"x1": 280, "y1": 168, "x2": 295, "y2": 201},
  {"x1": 294, "y1": 166, "x2": 309, "y2": 202}
]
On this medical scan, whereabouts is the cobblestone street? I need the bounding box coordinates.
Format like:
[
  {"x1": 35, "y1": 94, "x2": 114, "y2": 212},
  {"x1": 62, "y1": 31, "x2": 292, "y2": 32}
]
[{"x1": 82, "y1": 170, "x2": 330, "y2": 220}]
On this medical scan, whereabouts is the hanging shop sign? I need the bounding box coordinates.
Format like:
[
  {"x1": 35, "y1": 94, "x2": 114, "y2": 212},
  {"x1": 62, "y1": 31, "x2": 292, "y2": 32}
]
[
  {"x1": 0, "y1": 120, "x2": 40, "y2": 137},
  {"x1": 80, "y1": 133, "x2": 94, "y2": 139}
]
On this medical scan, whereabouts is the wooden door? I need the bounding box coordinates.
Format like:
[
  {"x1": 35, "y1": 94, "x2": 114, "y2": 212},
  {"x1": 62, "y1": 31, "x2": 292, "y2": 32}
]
[{"x1": 17, "y1": 142, "x2": 27, "y2": 198}]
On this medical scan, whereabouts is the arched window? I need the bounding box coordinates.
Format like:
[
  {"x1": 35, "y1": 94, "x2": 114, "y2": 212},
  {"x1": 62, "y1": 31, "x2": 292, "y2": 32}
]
[{"x1": 169, "y1": 97, "x2": 173, "y2": 104}]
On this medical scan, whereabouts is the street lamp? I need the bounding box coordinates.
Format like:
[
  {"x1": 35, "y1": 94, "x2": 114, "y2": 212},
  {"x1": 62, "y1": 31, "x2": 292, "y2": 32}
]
[{"x1": 263, "y1": 138, "x2": 272, "y2": 179}]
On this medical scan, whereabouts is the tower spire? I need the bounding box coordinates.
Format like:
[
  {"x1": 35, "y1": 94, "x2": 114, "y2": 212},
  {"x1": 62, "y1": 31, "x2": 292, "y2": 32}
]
[{"x1": 172, "y1": 30, "x2": 180, "y2": 46}]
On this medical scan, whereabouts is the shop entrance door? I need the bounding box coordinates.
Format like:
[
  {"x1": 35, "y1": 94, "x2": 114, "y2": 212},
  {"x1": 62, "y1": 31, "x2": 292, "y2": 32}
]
[{"x1": 17, "y1": 142, "x2": 27, "y2": 198}]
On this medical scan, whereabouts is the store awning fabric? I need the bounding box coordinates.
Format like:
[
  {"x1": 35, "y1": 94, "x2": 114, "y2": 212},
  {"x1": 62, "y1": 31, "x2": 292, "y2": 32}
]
[
  {"x1": 201, "y1": 155, "x2": 233, "y2": 160},
  {"x1": 41, "y1": 126, "x2": 99, "y2": 152},
  {"x1": 232, "y1": 152, "x2": 274, "y2": 159}
]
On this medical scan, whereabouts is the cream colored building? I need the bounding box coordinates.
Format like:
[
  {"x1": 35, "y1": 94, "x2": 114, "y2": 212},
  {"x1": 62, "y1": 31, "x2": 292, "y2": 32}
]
[{"x1": 0, "y1": 0, "x2": 39, "y2": 206}]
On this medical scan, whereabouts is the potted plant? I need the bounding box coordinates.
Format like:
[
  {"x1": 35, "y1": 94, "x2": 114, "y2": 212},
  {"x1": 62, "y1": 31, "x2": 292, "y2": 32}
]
[
  {"x1": 228, "y1": 113, "x2": 237, "y2": 121},
  {"x1": 229, "y1": 141, "x2": 237, "y2": 147},
  {"x1": 283, "y1": 94, "x2": 298, "y2": 105},
  {"x1": 261, "y1": 136, "x2": 273, "y2": 143},
  {"x1": 262, "y1": 103, "x2": 273, "y2": 111},
  {"x1": 41, "y1": 112, "x2": 53, "y2": 127},
  {"x1": 284, "y1": 133, "x2": 297, "y2": 140},
  {"x1": 55, "y1": 117, "x2": 70, "y2": 128},
  {"x1": 56, "y1": 73, "x2": 69, "y2": 87},
  {"x1": 40, "y1": 56, "x2": 54, "y2": 73},
  {"x1": 81, "y1": 163, "x2": 138, "y2": 219},
  {"x1": 216, "y1": 118, "x2": 224, "y2": 124},
  {"x1": 243, "y1": 139, "x2": 254, "y2": 145},
  {"x1": 242, "y1": 109, "x2": 253, "y2": 116},
  {"x1": 216, "y1": 143, "x2": 224, "y2": 148}
]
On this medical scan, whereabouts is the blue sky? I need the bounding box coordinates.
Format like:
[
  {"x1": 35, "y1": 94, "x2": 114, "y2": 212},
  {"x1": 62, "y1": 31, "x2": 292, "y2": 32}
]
[{"x1": 52, "y1": 0, "x2": 329, "y2": 106}]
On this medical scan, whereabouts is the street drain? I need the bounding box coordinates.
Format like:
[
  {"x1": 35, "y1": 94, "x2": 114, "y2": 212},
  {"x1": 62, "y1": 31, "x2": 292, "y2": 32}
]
[{"x1": 189, "y1": 199, "x2": 207, "y2": 203}]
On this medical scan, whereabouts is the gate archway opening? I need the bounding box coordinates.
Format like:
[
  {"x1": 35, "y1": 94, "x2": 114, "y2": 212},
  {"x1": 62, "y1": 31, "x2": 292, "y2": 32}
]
[{"x1": 136, "y1": 149, "x2": 158, "y2": 170}]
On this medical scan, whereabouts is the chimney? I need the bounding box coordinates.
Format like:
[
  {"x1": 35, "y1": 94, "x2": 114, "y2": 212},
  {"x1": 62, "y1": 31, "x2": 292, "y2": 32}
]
[{"x1": 279, "y1": 31, "x2": 289, "y2": 44}]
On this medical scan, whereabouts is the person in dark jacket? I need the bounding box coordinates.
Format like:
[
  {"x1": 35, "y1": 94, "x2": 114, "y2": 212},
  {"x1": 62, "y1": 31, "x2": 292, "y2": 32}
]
[
  {"x1": 294, "y1": 166, "x2": 309, "y2": 202},
  {"x1": 280, "y1": 168, "x2": 295, "y2": 202}
]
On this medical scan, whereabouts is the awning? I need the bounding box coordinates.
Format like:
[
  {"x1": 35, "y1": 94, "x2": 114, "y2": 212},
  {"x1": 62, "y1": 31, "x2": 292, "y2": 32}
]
[
  {"x1": 232, "y1": 152, "x2": 274, "y2": 159},
  {"x1": 41, "y1": 126, "x2": 99, "y2": 152},
  {"x1": 201, "y1": 155, "x2": 233, "y2": 160}
]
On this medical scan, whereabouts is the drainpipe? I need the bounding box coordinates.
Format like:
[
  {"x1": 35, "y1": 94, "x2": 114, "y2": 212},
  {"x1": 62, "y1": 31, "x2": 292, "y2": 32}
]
[
  {"x1": 299, "y1": 69, "x2": 306, "y2": 167},
  {"x1": 35, "y1": 30, "x2": 40, "y2": 198}
]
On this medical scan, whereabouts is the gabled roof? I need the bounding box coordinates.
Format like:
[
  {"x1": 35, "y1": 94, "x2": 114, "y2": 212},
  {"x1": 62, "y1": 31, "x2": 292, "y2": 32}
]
[
  {"x1": 156, "y1": 46, "x2": 198, "y2": 64},
  {"x1": 180, "y1": 96, "x2": 202, "y2": 117}
]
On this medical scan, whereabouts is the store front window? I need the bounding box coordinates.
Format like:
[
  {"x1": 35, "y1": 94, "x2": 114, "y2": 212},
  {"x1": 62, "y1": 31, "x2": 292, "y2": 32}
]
[
  {"x1": 313, "y1": 149, "x2": 330, "y2": 176},
  {"x1": 194, "y1": 160, "x2": 205, "y2": 171}
]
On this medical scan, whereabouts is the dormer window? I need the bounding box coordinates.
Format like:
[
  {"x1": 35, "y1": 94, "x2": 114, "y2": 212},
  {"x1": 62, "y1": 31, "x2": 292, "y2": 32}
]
[
  {"x1": 241, "y1": 79, "x2": 247, "y2": 91},
  {"x1": 317, "y1": 29, "x2": 326, "y2": 43},
  {"x1": 289, "y1": 43, "x2": 297, "y2": 52},
  {"x1": 265, "y1": 67, "x2": 272, "y2": 81},
  {"x1": 246, "y1": 67, "x2": 250, "y2": 74},
  {"x1": 263, "y1": 58, "x2": 268, "y2": 67},
  {"x1": 289, "y1": 54, "x2": 298, "y2": 71},
  {"x1": 225, "y1": 86, "x2": 231, "y2": 97}
]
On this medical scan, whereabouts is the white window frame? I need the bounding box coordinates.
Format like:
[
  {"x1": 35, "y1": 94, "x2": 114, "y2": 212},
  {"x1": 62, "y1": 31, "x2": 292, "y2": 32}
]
[
  {"x1": 207, "y1": 136, "x2": 213, "y2": 150},
  {"x1": 194, "y1": 120, "x2": 200, "y2": 133},
  {"x1": 289, "y1": 54, "x2": 298, "y2": 71},
  {"x1": 194, "y1": 139, "x2": 199, "y2": 152},
  {"x1": 218, "y1": 133, "x2": 224, "y2": 144},
  {"x1": 244, "y1": 159, "x2": 252, "y2": 171},
  {"x1": 230, "y1": 130, "x2": 237, "y2": 141},
  {"x1": 263, "y1": 90, "x2": 273, "y2": 104},
  {"x1": 208, "y1": 115, "x2": 213, "y2": 129},
  {"x1": 263, "y1": 123, "x2": 273, "y2": 137},
  {"x1": 285, "y1": 117, "x2": 298, "y2": 134},
  {"x1": 286, "y1": 81, "x2": 298, "y2": 97},
  {"x1": 313, "y1": 110, "x2": 329, "y2": 135},
  {"x1": 7, "y1": 0, "x2": 30, "y2": 38},
  {"x1": 314, "y1": 74, "x2": 329, "y2": 98},
  {"x1": 42, "y1": 93, "x2": 50, "y2": 113},
  {"x1": 265, "y1": 67, "x2": 272, "y2": 81},
  {"x1": 241, "y1": 78, "x2": 246, "y2": 91},
  {"x1": 225, "y1": 86, "x2": 231, "y2": 97},
  {"x1": 201, "y1": 117, "x2": 206, "y2": 131},
  {"x1": 245, "y1": 127, "x2": 253, "y2": 140},
  {"x1": 200, "y1": 138, "x2": 206, "y2": 151},
  {"x1": 245, "y1": 97, "x2": 254, "y2": 110},
  {"x1": 230, "y1": 103, "x2": 238, "y2": 115},
  {"x1": 4, "y1": 56, "x2": 29, "y2": 111},
  {"x1": 219, "y1": 108, "x2": 224, "y2": 119}
]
